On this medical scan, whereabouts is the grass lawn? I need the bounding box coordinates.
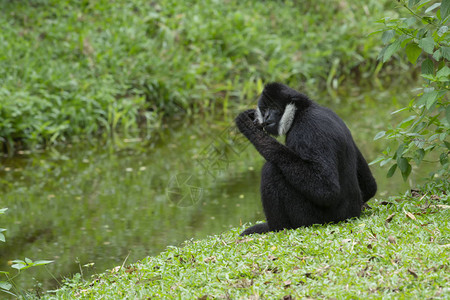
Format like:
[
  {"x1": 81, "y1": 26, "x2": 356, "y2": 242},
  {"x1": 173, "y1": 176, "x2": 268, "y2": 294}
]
[{"x1": 46, "y1": 186, "x2": 449, "y2": 299}]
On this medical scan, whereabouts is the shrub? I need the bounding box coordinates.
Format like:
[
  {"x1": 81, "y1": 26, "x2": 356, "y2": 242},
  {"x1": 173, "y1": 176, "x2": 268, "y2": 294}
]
[{"x1": 372, "y1": 0, "x2": 450, "y2": 182}]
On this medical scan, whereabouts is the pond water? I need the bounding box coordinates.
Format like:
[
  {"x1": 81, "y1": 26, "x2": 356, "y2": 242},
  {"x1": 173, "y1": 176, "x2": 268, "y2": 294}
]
[{"x1": 0, "y1": 86, "x2": 436, "y2": 294}]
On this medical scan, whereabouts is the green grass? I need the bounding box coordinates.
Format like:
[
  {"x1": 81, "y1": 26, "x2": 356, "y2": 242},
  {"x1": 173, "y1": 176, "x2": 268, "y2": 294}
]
[
  {"x1": 0, "y1": 0, "x2": 397, "y2": 152},
  {"x1": 45, "y1": 185, "x2": 449, "y2": 299}
]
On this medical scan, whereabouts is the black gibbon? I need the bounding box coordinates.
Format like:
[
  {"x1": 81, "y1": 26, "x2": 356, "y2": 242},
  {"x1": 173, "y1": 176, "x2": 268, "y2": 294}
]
[{"x1": 235, "y1": 83, "x2": 377, "y2": 236}]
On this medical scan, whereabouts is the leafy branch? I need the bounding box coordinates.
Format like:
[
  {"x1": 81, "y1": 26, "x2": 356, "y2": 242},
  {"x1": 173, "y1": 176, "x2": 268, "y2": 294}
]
[{"x1": 372, "y1": 0, "x2": 450, "y2": 182}]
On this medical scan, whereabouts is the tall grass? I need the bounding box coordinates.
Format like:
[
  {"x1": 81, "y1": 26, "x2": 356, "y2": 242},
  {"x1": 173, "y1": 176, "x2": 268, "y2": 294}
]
[{"x1": 0, "y1": 0, "x2": 396, "y2": 152}]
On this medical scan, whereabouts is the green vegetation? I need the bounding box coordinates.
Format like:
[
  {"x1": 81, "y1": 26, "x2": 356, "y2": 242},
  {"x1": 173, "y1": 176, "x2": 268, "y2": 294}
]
[
  {"x1": 1, "y1": 0, "x2": 393, "y2": 152},
  {"x1": 372, "y1": 0, "x2": 450, "y2": 182},
  {"x1": 47, "y1": 186, "x2": 449, "y2": 299},
  {"x1": 0, "y1": 208, "x2": 53, "y2": 297},
  {"x1": 1, "y1": 0, "x2": 449, "y2": 298}
]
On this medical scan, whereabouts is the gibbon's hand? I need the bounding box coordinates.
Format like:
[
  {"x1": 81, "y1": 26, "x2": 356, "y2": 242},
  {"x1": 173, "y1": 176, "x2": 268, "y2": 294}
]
[{"x1": 235, "y1": 109, "x2": 263, "y2": 134}]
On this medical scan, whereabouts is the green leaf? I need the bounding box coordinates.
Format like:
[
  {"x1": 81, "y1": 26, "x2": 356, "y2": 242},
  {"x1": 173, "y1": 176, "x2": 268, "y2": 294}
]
[
  {"x1": 11, "y1": 259, "x2": 25, "y2": 264},
  {"x1": 408, "y1": 0, "x2": 420, "y2": 7},
  {"x1": 401, "y1": 163, "x2": 412, "y2": 181},
  {"x1": 369, "y1": 156, "x2": 384, "y2": 165},
  {"x1": 401, "y1": 37, "x2": 414, "y2": 48},
  {"x1": 413, "y1": 139, "x2": 425, "y2": 149},
  {"x1": 374, "y1": 131, "x2": 386, "y2": 140},
  {"x1": 421, "y1": 74, "x2": 435, "y2": 81},
  {"x1": 425, "y1": 3, "x2": 441, "y2": 13},
  {"x1": 428, "y1": 133, "x2": 440, "y2": 141},
  {"x1": 383, "y1": 40, "x2": 402, "y2": 62},
  {"x1": 433, "y1": 49, "x2": 442, "y2": 61},
  {"x1": 391, "y1": 107, "x2": 409, "y2": 114},
  {"x1": 440, "y1": 47, "x2": 450, "y2": 60},
  {"x1": 394, "y1": 144, "x2": 407, "y2": 159},
  {"x1": 417, "y1": 28, "x2": 429, "y2": 39},
  {"x1": 33, "y1": 260, "x2": 54, "y2": 266},
  {"x1": 418, "y1": 37, "x2": 435, "y2": 54},
  {"x1": 446, "y1": 106, "x2": 450, "y2": 124},
  {"x1": 377, "y1": 44, "x2": 388, "y2": 61},
  {"x1": 396, "y1": 144, "x2": 406, "y2": 157},
  {"x1": 415, "y1": 149, "x2": 425, "y2": 164},
  {"x1": 418, "y1": 0, "x2": 432, "y2": 10},
  {"x1": 397, "y1": 157, "x2": 409, "y2": 173},
  {"x1": 0, "y1": 233, "x2": 5, "y2": 242},
  {"x1": 399, "y1": 116, "x2": 416, "y2": 128},
  {"x1": 438, "y1": 26, "x2": 448, "y2": 36},
  {"x1": 422, "y1": 16, "x2": 435, "y2": 24},
  {"x1": 444, "y1": 140, "x2": 450, "y2": 149},
  {"x1": 387, "y1": 164, "x2": 397, "y2": 178},
  {"x1": 369, "y1": 29, "x2": 386, "y2": 37},
  {"x1": 421, "y1": 58, "x2": 434, "y2": 75},
  {"x1": 11, "y1": 262, "x2": 28, "y2": 270},
  {"x1": 437, "y1": 66, "x2": 450, "y2": 78},
  {"x1": 412, "y1": 121, "x2": 427, "y2": 133},
  {"x1": 417, "y1": 90, "x2": 437, "y2": 107},
  {"x1": 439, "y1": 152, "x2": 448, "y2": 165},
  {"x1": 0, "y1": 281, "x2": 12, "y2": 291},
  {"x1": 442, "y1": 0, "x2": 450, "y2": 20},
  {"x1": 425, "y1": 97, "x2": 438, "y2": 110},
  {"x1": 405, "y1": 43, "x2": 422, "y2": 64},
  {"x1": 380, "y1": 157, "x2": 392, "y2": 167},
  {"x1": 382, "y1": 30, "x2": 396, "y2": 44},
  {"x1": 406, "y1": 133, "x2": 421, "y2": 137},
  {"x1": 413, "y1": 138, "x2": 426, "y2": 148},
  {"x1": 405, "y1": 17, "x2": 416, "y2": 26},
  {"x1": 0, "y1": 208, "x2": 7, "y2": 214}
]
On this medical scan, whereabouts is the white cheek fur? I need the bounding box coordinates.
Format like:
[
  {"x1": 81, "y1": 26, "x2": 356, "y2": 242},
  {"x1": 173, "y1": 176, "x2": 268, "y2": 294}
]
[
  {"x1": 255, "y1": 106, "x2": 264, "y2": 125},
  {"x1": 278, "y1": 103, "x2": 297, "y2": 136}
]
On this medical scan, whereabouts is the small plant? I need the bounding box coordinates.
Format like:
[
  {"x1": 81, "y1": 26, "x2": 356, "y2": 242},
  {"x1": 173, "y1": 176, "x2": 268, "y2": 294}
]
[
  {"x1": 0, "y1": 208, "x2": 54, "y2": 297},
  {"x1": 372, "y1": 0, "x2": 450, "y2": 182},
  {"x1": 0, "y1": 208, "x2": 13, "y2": 296}
]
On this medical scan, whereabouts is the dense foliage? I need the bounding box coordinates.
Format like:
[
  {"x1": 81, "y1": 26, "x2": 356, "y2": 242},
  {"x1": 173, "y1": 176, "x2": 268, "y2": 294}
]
[
  {"x1": 373, "y1": 0, "x2": 450, "y2": 182},
  {"x1": 0, "y1": 0, "x2": 393, "y2": 152}
]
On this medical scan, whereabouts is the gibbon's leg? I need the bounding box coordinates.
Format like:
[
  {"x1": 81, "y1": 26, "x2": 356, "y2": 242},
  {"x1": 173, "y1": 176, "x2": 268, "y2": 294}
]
[
  {"x1": 260, "y1": 162, "x2": 293, "y2": 231},
  {"x1": 240, "y1": 223, "x2": 269, "y2": 236},
  {"x1": 240, "y1": 163, "x2": 293, "y2": 236}
]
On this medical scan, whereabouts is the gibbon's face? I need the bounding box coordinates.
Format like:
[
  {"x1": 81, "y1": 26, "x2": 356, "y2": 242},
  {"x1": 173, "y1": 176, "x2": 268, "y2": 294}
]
[{"x1": 255, "y1": 97, "x2": 297, "y2": 136}]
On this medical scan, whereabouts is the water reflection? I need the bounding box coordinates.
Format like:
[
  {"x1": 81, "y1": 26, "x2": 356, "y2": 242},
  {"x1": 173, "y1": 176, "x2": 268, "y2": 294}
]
[{"x1": 0, "y1": 87, "x2": 435, "y2": 294}]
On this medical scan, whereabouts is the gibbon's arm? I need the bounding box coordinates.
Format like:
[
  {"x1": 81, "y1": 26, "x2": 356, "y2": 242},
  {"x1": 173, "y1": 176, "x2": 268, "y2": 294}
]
[
  {"x1": 236, "y1": 110, "x2": 340, "y2": 207},
  {"x1": 355, "y1": 146, "x2": 377, "y2": 202}
]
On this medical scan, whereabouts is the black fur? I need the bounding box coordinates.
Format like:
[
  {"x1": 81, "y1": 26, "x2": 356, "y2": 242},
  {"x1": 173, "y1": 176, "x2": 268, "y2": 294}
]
[{"x1": 235, "y1": 83, "x2": 377, "y2": 236}]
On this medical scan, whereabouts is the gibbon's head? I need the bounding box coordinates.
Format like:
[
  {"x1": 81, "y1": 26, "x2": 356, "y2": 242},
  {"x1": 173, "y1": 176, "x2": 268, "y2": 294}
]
[{"x1": 255, "y1": 83, "x2": 307, "y2": 136}]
